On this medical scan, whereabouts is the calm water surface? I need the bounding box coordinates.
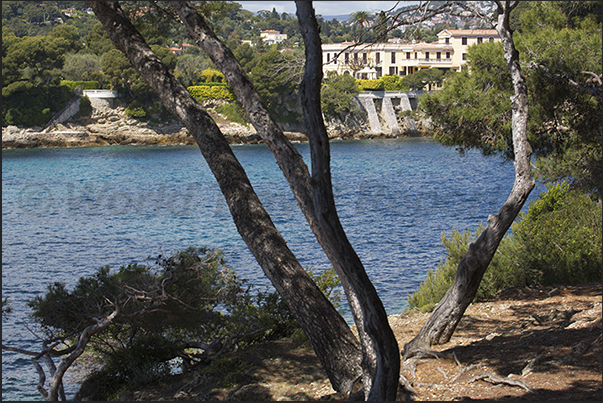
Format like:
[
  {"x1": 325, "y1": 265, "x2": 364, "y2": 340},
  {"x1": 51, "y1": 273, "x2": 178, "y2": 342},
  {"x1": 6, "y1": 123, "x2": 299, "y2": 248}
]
[{"x1": 2, "y1": 138, "x2": 539, "y2": 400}]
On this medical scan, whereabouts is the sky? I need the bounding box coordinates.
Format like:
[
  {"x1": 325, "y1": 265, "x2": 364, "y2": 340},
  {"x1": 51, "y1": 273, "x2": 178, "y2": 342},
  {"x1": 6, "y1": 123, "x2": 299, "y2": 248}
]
[{"x1": 238, "y1": 1, "x2": 418, "y2": 17}]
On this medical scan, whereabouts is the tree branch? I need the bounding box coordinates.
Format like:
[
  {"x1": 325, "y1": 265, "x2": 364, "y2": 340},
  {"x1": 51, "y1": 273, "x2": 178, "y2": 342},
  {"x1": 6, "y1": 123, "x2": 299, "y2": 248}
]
[
  {"x1": 296, "y1": 2, "x2": 400, "y2": 400},
  {"x1": 89, "y1": 1, "x2": 363, "y2": 394},
  {"x1": 528, "y1": 62, "x2": 603, "y2": 98}
]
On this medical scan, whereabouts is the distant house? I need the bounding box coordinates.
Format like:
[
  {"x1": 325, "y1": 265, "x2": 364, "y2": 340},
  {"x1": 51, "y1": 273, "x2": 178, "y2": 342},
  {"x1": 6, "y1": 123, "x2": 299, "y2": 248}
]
[
  {"x1": 167, "y1": 42, "x2": 198, "y2": 55},
  {"x1": 321, "y1": 29, "x2": 500, "y2": 82},
  {"x1": 260, "y1": 30, "x2": 287, "y2": 45},
  {"x1": 181, "y1": 42, "x2": 196, "y2": 52},
  {"x1": 168, "y1": 46, "x2": 182, "y2": 55}
]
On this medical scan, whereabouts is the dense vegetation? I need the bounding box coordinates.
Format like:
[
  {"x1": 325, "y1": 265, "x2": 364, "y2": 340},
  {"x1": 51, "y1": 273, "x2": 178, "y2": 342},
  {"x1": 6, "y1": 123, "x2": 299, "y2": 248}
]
[
  {"x1": 25, "y1": 247, "x2": 341, "y2": 400},
  {"x1": 1, "y1": 1, "x2": 473, "y2": 126},
  {"x1": 2, "y1": 2, "x2": 601, "y2": 398},
  {"x1": 410, "y1": 1, "x2": 602, "y2": 310},
  {"x1": 420, "y1": 1, "x2": 602, "y2": 198},
  {"x1": 408, "y1": 183, "x2": 602, "y2": 312}
]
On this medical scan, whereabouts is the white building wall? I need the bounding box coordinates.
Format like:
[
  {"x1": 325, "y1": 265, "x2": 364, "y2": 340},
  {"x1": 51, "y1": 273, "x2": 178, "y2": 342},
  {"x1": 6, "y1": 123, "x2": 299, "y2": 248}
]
[{"x1": 321, "y1": 29, "x2": 499, "y2": 80}]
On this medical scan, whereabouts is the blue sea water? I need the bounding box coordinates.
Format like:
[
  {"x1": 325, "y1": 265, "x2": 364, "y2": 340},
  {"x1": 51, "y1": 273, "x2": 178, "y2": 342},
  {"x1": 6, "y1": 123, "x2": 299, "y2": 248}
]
[{"x1": 2, "y1": 138, "x2": 540, "y2": 400}]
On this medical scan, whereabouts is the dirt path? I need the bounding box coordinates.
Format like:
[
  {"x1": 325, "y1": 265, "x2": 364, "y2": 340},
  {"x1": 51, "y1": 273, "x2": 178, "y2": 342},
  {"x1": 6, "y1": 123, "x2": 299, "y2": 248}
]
[{"x1": 108, "y1": 283, "x2": 601, "y2": 401}]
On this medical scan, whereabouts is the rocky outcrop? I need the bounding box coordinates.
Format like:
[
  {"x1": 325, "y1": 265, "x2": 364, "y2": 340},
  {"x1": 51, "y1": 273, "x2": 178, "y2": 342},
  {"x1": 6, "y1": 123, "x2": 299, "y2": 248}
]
[{"x1": 2, "y1": 98, "x2": 426, "y2": 149}]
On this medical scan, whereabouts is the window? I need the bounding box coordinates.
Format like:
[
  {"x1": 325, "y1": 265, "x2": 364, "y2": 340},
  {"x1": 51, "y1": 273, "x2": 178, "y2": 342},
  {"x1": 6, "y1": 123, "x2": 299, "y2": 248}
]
[
  {"x1": 354, "y1": 53, "x2": 358, "y2": 63},
  {"x1": 376, "y1": 67, "x2": 382, "y2": 77},
  {"x1": 425, "y1": 51, "x2": 430, "y2": 60},
  {"x1": 446, "y1": 51, "x2": 451, "y2": 59},
  {"x1": 436, "y1": 52, "x2": 441, "y2": 59},
  {"x1": 445, "y1": 37, "x2": 450, "y2": 44},
  {"x1": 462, "y1": 53, "x2": 467, "y2": 60},
  {"x1": 345, "y1": 52, "x2": 349, "y2": 63},
  {"x1": 391, "y1": 51, "x2": 396, "y2": 63},
  {"x1": 477, "y1": 37, "x2": 483, "y2": 44},
  {"x1": 327, "y1": 53, "x2": 330, "y2": 63},
  {"x1": 389, "y1": 66, "x2": 398, "y2": 75},
  {"x1": 362, "y1": 52, "x2": 367, "y2": 63},
  {"x1": 489, "y1": 37, "x2": 494, "y2": 42},
  {"x1": 461, "y1": 37, "x2": 467, "y2": 45},
  {"x1": 406, "y1": 52, "x2": 411, "y2": 59},
  {"x1": 414, "y1": 52, "x2": 418, "y2": 59},
  {"x1": 376, "y1": 52, "x2": 381, "y2": 64}
]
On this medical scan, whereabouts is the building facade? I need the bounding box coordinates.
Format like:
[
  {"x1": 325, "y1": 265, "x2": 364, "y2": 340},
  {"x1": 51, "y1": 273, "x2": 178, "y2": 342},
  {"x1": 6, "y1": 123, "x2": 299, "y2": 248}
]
[
  {"x1": 321, "y1": 29, "x2": 499, "y2": 80},
  {"x1": 260, "y1": 30, "x2": 288, "y2": 45}
]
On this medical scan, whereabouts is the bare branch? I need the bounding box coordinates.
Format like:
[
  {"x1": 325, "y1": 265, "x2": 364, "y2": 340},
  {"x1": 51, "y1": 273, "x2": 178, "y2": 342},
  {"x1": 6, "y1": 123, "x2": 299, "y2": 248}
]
[
  {"x1": 47, "y1": 308, "x2": 120, "y2": 401},
  {"x1": 31, "y1": 358, "x2": 49, "y2": 400},
  {"x1": 582, "y1": 71, "x2": 603, "y2": 86},
  {"x1": 469, "y1": 371, "x2": 538, "y2": 394}
]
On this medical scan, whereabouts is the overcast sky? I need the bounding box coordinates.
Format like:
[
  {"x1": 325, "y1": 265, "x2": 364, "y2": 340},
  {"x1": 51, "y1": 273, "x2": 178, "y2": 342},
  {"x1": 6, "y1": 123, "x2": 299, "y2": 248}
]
[{"x1": 238, "y1": 1, "x2": 417, "y2": 17}]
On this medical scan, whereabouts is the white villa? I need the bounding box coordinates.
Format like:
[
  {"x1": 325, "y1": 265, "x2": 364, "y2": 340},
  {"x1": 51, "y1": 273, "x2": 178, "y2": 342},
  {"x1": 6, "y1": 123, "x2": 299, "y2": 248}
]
[
  {"x1": 321, "y1": 29, "x2": 500, "y2": 80},
  {"x1": 260, "y1": 30, "x2": 288, "y2": 45}
]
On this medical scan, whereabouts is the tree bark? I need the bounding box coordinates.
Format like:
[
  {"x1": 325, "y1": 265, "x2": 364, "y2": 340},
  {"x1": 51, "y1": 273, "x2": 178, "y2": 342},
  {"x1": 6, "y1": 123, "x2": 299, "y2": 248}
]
[
  {"x1": 403, "y1": 0, "x2": 535, "y2": 359},
  {"x1": 87, "y1": 1, "x2": 362, "y2": 394},
  {"x1": 170, "y1": 1, "x2": 400, "y2": 398},
  {"x1": 295, "y1": 2, "x2": 400, "y2": 399}
]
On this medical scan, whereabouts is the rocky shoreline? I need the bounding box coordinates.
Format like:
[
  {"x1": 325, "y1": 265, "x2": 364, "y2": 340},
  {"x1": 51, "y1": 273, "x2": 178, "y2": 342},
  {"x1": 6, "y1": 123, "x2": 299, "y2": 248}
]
[{"x1": 2, "y1": 103, "x2": 422, "y2": 150}]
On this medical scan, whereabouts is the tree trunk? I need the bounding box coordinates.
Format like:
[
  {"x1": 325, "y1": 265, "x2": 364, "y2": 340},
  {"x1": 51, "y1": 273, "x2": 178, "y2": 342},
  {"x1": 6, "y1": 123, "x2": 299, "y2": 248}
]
[
  {"x1": 295, "y1": 3, "x2": 400, "y2": 399},
  {"x1": 87, "y1": 1, "x2": 362, "y2": 394},
  {"x1": 403, "y1": 0, "x2": 535, "y2": 359},
  {"x1": 170, "y1": 1, "x2": 400, "y2": 398}
]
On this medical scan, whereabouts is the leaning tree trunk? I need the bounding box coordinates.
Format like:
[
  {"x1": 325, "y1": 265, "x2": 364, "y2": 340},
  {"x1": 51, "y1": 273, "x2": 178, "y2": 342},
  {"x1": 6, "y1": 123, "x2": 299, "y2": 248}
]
[
  {"x1": 87, "y1": 1, "x2": 363, "y2": 394},
  {"x1": 403, "y1": 0, "x2": 535, "y2": 359},
  {"x1": 294, "y1": 3, "x2": 400, "y2": 399},
  {"x1": 170, "y1": 1, "x2": 400, "y2": 398}
]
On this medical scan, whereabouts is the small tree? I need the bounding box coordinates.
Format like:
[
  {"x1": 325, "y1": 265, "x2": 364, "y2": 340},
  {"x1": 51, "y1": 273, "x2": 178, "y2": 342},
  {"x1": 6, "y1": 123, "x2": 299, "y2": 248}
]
[
  {"x1": 4, "y1": 247, "x2": 327, "y2": 401},
  {"x1": 320, "y1": 73, "x2": 361, "y2": 117},
  {"x1": 401, "y1": 68, "x2": 444, "y2": 91}
]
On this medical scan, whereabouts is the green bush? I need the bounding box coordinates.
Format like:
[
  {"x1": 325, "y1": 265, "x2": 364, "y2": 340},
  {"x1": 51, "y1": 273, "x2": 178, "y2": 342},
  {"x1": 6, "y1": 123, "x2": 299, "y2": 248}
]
[
  {"x1": 2, "y1": 81, "x2": 73, "y2": 127},
  {"x1": 321, "y1": 74, "x2": 361, "y2": 117},
  {"x1": 214, "y1": 102, "x2": 249, "y2": 124},
  {"x1": 406, "y1": 184, "x2": 602, "y2": 311},
  {"x1": 125, "y1": 103, "x2": 147, "y2": 118},
  {"x1": 356, "y1": 79, "x2": 384, "y2": 91},
  {"x1": 500, "y1": 184, "x2": 602, "y2": 285},
  {"x1": 60, "y1": 80, "x2": 99, "y2": 91},
  {"x1": 28, "y1": 247, "x2": 343, "y2": 400},
  {"x1": 379, "y1": 75, "x2": 408, "y2": 91},
  {"x1": 75, "y1": 95, "x2": 92, "y2": 118},
  {"x1": 187, "y1": 84, "x2": 236, "y2": 102}
]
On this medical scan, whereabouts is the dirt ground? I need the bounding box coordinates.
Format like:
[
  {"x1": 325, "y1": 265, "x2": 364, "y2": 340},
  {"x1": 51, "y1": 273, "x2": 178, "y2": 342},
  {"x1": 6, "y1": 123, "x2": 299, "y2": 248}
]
[{"x1": 112, "y1": 283, "x2": 602, "y2": 401}]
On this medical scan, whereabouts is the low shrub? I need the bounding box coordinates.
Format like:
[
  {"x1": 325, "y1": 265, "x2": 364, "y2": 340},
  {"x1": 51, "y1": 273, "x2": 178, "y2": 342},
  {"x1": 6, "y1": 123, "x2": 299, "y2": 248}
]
[
  {"x1": 28, "y1": 247, "x2": 343, "y2": 400},
  {"x1": 2, "y1": 82, "x2": 73, "y2": 127},
  {"x1": 75, "y1": 95, "x2": 92, "y2": 118},
  {"x1": 356, "y1": 79, "x2": 385, "y2": 91},
  {"x1": 406, "y1": 184, "x2": 602, "y2": 311},
  {"x1": 380, "y1": 75, "x2": 408, "y2": 91},
  {"x1": 60, "y1": 80, "x2": 99, "y2": 91},
  {"x1": 214, "y1": 102, "x2": 249, "y2": 124},
  {"x1": 187, "y1": 84, "x2": 236, "y2": 102},
  {"x1": 500, "y1": 183, "x2": 602, "y2": 285}
]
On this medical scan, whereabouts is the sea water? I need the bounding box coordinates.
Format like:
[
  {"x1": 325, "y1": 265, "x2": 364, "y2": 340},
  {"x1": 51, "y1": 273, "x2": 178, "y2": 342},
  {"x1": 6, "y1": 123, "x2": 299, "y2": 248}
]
[{"x1": 2, "y1": 137, "x2": 540, "y2": 400}]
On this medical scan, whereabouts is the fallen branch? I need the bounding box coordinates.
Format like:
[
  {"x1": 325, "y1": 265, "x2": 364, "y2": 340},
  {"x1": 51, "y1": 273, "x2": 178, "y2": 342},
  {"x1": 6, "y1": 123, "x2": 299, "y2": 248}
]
[{"x1": 468, "y1": 371, "x2": 538, "y2": 394}]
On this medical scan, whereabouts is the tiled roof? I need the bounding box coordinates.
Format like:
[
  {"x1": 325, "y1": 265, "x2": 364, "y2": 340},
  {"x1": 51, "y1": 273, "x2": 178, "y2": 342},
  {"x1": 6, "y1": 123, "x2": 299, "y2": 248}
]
[{"x1": 447, "y1": 29, "x2": 498, "y2": 36}]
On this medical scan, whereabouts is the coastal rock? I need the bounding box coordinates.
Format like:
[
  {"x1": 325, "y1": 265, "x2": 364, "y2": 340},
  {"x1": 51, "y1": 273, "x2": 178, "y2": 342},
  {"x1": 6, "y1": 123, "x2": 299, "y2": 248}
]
[{"x1": 2, "y1": 97, "x2": 425, "y2": 149}]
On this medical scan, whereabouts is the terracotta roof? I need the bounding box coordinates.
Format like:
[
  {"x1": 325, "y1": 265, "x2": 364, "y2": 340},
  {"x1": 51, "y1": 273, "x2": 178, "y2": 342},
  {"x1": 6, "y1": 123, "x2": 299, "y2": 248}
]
[
  {"x1": 447, "y1": 29, "x2": 498, "y2": 36},
  {"x1": 415, "y1": 43, "x2": 453, "y2": 50}
]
